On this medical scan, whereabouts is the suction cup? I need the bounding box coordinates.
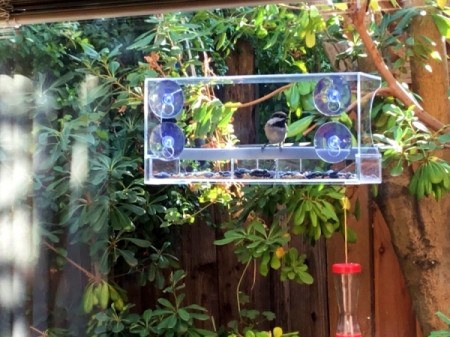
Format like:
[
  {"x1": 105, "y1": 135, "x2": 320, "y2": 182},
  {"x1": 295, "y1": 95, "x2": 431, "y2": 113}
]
[
  {"x1": 149, "y1": 122, "x2": 185, "y2": 160},
  {"x1": 314, "y1": 122, "x2": 352, "y2": 163},
  {"x1": 313, "y1": 76, "x2": 351, "y2": 116},
  {"x1": 148, "y1": 80, "x2": 184, "y2": 119}
]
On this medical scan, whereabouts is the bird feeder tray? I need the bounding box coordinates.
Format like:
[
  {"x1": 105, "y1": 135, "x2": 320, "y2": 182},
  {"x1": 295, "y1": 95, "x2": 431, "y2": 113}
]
[{"x1": 144, "y1": 73, "x2": 382, "y2": 185}]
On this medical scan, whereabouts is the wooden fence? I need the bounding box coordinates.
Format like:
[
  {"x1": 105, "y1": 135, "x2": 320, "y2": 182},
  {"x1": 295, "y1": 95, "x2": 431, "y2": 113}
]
[{"x1": 175, "y1": 186, "x2": 424, "y2": 337}]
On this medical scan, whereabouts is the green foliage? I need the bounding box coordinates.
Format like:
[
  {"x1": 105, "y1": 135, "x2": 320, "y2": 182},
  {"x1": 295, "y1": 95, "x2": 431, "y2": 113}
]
[
  {"x1": 4, "y1": 3, "x2": 448, "y2": 337},
  {"x1": 184, "y1": 91, "x2": 238, "y2": 142},
  {"x1": 429, "y1": 311, "x2": 450, "y2": 337},
  {"x1": 88, "y1": 271, "x2": 213, "y2": 337},
  {"x1": 373, "y1": 99, "x2": 450, "y2": 200},
  {"x1": 145, "y1": 270, "x2": 213, "y2": 336},
  {"x1": 82, "y1": 281, "x2": 127, "y2": 314},
  {"x1": 3, "y1": 11, "x2": 329, "y2": 336},
  {"x1": 433, "y1": 13, "x2": 450, "y2": 38},
  {"x1": 289, "y1": 185, "x2": 345, "y2": 240},
  {"x1": 215, "y1": 184, "x2": 346, "y2": 285}
]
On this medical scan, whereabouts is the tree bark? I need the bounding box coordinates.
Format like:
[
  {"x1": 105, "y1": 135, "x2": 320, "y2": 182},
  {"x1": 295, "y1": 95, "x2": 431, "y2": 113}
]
[
  {"x1": 377, "y1": 172, "x2": 450, "y2": 336},
  {"x1": 409, "y1": 12, "x2": 449, "y2": 130},
  {"x1": 378, "y1": 8, "x2": 450, "y2": 336}
]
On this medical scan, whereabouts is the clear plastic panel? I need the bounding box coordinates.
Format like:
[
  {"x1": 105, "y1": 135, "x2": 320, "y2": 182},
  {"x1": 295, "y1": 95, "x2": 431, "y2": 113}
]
[
  {"x1": 145, "y1": 73, "x2": 382, "y2": 185},
  {"x1": 333, "y1": 264, "x2": 362, "y2": 337}
]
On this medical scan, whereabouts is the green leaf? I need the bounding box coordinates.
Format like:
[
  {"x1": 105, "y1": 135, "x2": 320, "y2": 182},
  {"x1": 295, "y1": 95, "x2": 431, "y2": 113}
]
[
  {"x1": 119, "y1": 249, "x2": 138, "y2": 267},
  {"x1": 288, "y1": 86, "x2": 300, "y2": 110},
  {"x1": 123, "y1": 238, "x2": 152, "y2": 248},
  {"x1": 305, "y1": 31, "x2": 316, "y2": 48},
  {"x1": 293, "y1": 201, "x2": 306, "y2": 225},
  {"x1": 264, "y1": 31, "x2": 280, "y2": 50},
  {"x1": 390, "y1": 159, "x2": 404, "y2": 176},
  {"x1": 47, "y1": 72, "x2": 75, "y2": 92},
  {"x1": 287, "y1": 115, "x2": 314, "y2": 138},
  {"x1": 436, "y1": 311, "x2": 450, "y2": 326},
  {"x1": 127, "y1": 32, "x2": 156, "y2": 50},
  {"x1": 298, "y1": 271, "x2": 314, "y2": 284},
  {"x1": 121, "y1": 204, "x2": 146, "y2": 216},
  {"x1": 158, "y1": 298, "x2": 175, "y2": 309},
  {"x1": 214, "y1": 230, "x2": 245, "y2": 245},
  {"x1": 112, "y1": 322, "x2": 125, "y2": 333},
  {"x1": 437, "y1": 0, "x2": 446, "y2": 10},
  {"x1": 309, "y1": 210, "x2": 318, "y2": 228},
  {"x1": 216, "y1": 32, "x2": 227, "y2": 50},
  {"x1": 158, "y1": 315, "x2": 177, "y2": 330},
  {"x1": 297, "y1": 81, "x2": 314, "y2": 95},
  {"x1": 252, "y1": 220, "x2": 267, "y2": 235},
  {"x1": 433, "y1": 14, "x2": 450, "y2": 38},
  {"x1": 438, "y1": 133, "x2": 450, "y2": 143},
  {"x1": 346, "y1": 227, "x2": 358, "y2": 243},
  {"x1": 259, "y1": 252, "x2": 271, "y2": 276},
  {"x1": 143, "y1": 309, "x2": 153, "y2": 322},
  {"x1": 353, "y1": 198, "x2": 361, "y2": 221},
  {"x1": 111, "y1": 206, "x2": 134, "y2": 231},
  {"x1": 109, "y1": 61, "x2": 120, "y2": 75},
  {"x1": 178, "y1": 308, "x2": 191, "y2": 322}
]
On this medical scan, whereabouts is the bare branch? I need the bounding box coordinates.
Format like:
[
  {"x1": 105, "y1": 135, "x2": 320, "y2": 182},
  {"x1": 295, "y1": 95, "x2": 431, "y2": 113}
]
[
  {"x1": 236, "y1": 83, "x2": 292, "y2": 109},
  {"x1": 44, "y1": 241, "x2": 97, "y2": 281},
  {"x1": 349, "y1": 5, "x2": 445, "y2": 131}
]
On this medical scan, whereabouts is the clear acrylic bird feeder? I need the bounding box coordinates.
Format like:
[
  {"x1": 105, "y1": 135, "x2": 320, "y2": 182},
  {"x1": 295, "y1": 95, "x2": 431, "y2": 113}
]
[
  {"x1": 144, "y1": 73, "x2": 382, "y2": 185},
  {"x1": 332, "y1": 263, "x2": 362, "y2": 337}
]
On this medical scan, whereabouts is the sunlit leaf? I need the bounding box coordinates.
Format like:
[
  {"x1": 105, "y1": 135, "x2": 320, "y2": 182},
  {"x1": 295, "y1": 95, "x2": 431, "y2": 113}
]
[
  {"x1": 370, "y1": 0, "x2": 380, "y2": 11},
  {"x1": 334, "y1": 2, "x2": 348, "y2": 10},
  {"x1": 430, "y1": 50, "x2": 442, "y2": 61},
  {"x1": 433, "y1": 14, "x2": 450, "y2": 38},
  {"x1": 437, "y1": 0, "x2": 446, "y2": 10},
  {"x1": 305, "y1": 31, "x2": 316, "y2": 48}
]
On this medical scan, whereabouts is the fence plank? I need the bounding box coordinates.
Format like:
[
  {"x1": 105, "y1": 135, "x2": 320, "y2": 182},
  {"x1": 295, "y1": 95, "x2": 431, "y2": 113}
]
[
  {"x1": 373, "y1": 204, "x2": 424, "y2": 337},
  {"x1": 287, "y1": 237, "x2": 330, "y2": 337},
  {"x1": 181, "y1": 221, "x2": 219, "y2": 329},
  {"x1": 327, "y1": 186, "x2": 374, "y2": 337}
]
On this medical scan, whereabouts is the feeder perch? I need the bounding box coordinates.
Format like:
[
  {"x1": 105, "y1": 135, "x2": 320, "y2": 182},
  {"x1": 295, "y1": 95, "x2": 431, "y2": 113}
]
[
  {"x1": 144, "y1": 73, "x2": 382, "y2": 185},
  {"x1": 332, "y1": 263, "x2": 362, "y2": 337}
]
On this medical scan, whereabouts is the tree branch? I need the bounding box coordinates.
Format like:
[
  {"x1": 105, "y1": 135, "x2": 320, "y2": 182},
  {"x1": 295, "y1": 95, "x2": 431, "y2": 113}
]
[
  {"x1": 44, "y1": 241, "x2": 97, "y2": 281},
  {"x1": 236, "y1": 84, "x2": 292, "y2": 109},
  {"x1": 30, "y1": 326, "x2": 46, "y2": 337},
  {"x1": 349, "y1": 5, "x2": 445, "y2": 131}
]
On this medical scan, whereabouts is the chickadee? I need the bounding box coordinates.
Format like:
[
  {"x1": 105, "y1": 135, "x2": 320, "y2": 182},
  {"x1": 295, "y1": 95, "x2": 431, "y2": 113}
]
[{"x1": 262, "y1": 111, "x2": 288, "y2": 151}]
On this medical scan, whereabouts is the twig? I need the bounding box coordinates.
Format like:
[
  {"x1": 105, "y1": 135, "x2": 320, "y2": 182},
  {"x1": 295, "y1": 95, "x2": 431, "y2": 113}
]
[
  {"x1": 236, "y1": 259, "x2": 251, "y2": 315},
  {"x1": 303, "y1": 122, "x2": 317, "y2": 137},
  {"x1": 236, "y1": 83, "x2": 293, "y2": 109},
  {"x1": 43, "y1": 241, "x2": 96, "y2": 281},
  {"x1": 30, "y1": 326, "x2": 46, "y2": 337},
  {"x1": 345, "y1": 87, "x2": 393, "y2": 113}
]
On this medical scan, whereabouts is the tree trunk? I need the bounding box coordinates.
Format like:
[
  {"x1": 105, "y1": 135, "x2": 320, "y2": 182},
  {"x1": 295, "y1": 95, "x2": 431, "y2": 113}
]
[
  {"x1": 377, "y1": 173, "x2": 450, "y2": 336},
  {"x1": 378, "y1": 8, "x2": 450, "y2": 336}
]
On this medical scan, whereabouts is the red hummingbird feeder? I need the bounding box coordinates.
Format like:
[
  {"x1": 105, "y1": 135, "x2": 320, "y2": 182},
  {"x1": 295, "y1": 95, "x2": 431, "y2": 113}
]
[{"x1": 332, "y1": 262, "x2": 362, "y2": 337}]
